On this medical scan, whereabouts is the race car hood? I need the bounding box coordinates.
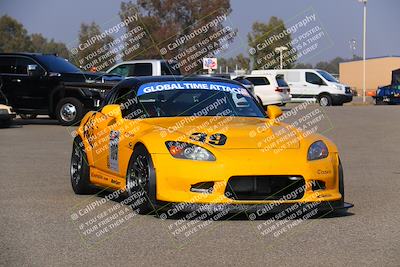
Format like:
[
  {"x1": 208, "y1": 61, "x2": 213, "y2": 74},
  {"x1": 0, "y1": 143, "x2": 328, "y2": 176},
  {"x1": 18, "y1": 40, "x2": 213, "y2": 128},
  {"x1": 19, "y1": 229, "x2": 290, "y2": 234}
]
[{"x1": 143, "y1": 116, "x2": 301, "y2": 149}]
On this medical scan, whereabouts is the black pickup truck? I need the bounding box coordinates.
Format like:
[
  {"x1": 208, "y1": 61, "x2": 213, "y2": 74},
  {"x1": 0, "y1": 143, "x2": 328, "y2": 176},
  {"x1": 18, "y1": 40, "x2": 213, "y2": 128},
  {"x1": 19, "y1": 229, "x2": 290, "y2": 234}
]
[{"x1": 0, "y1": 53, "x2": 121, "y2": 125}]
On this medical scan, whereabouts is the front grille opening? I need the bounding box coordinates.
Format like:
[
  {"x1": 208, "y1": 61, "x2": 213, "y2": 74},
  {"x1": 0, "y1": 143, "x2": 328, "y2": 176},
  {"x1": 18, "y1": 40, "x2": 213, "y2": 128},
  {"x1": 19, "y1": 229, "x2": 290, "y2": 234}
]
[
  {"x1": 225, "y1": 176, "x2": 305, "y2": 200},
  {"x1": 311, "y1": 180, "x2": 326, "y2": 191},
  {"x1": 190, "y1": 182, "x2": 214, "y2": 193}
]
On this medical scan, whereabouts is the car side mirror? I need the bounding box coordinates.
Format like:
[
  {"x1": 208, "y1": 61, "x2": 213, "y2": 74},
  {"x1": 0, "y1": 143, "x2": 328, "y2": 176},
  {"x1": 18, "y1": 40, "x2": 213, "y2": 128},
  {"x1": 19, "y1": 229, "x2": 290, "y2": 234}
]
[
  {"x1": 27, "y1": 64, "x2": 40, "y2": 77},
  {"x1": 101, "y1": 104, "x2": 122, "y2": 121},
  {"x1": 267, "y1": 105, "x2": 283, "y2": 120}
]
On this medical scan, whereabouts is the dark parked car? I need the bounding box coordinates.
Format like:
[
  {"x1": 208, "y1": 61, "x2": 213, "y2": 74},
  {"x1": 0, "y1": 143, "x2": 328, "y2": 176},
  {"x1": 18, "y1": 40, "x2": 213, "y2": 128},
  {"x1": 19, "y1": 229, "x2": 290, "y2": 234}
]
[
  {"x1": 372, "y1": 68, "x2": 400, "y2": 105},
  {"x1": 0, "y1": 53, "x2": 121, "y2": 125}
]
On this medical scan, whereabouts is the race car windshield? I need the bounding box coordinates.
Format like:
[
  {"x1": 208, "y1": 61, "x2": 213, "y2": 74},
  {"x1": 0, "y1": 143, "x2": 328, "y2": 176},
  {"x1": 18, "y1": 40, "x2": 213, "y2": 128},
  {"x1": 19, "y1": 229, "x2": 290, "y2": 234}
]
[{"x1": 130, "y1": 81, "x2": 265, "y2": 118}]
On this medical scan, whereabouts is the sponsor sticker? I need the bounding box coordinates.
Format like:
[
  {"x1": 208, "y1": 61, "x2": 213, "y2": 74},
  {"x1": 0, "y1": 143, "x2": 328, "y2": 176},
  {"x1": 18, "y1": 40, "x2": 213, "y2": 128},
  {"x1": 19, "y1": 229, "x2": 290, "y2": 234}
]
[
  {"x1": 109, "y1": 130, "x2": 120, "y2": 172},
  {"x1": 137, "y1": 81, "x2": 249, "y2": 97}
]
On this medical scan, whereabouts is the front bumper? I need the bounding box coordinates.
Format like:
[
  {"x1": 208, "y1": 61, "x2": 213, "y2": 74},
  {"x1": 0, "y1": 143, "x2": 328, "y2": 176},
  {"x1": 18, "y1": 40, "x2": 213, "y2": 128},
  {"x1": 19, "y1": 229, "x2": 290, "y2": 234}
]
[
  {"x1": 151, "y1": 149, "x2": 344, "y2": 206},
  {"x1": 331, "y1": 93, "x2": 353, "y2": 105},
  {"x1": 376, "y1": 95, "x2": 400, "y2": 104},
  {"x1": 0, "y1": 113, "x2": 16, "y2": 121}
]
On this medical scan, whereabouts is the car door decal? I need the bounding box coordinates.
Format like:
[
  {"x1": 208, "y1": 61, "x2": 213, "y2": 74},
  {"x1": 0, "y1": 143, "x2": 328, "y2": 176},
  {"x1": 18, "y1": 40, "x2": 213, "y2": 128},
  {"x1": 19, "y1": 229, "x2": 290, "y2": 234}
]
[
  {"x1": 109, "y1": 130, "x2": 120, "y2": 172},
  {"x1": 83, "y1": 113, "x2": 97, "y2": 148}
]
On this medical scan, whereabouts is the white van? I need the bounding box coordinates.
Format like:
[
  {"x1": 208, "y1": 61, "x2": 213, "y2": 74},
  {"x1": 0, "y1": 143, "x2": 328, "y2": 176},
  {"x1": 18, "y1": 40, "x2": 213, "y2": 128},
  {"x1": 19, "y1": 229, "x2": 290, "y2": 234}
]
[
  {"x1": 244, "y1": 74, "x2": 291, "y2": 106},
  {"x1": 106, "y1": 60, "x2": 181, "y2": 77},
  {"x1": 252, "y1": 69, "x2": 353, "y2": 106}
]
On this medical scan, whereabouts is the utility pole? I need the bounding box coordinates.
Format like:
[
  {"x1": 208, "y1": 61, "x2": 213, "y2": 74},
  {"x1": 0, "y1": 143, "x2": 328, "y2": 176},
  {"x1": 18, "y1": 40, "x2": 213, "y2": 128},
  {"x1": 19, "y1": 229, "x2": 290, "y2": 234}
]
[
  {"x1": 275, "y1": 46, "x2": 288, "y2": 69},
  {"x1": 359, "y1": 0, "x2": 367, "y2": 103}
]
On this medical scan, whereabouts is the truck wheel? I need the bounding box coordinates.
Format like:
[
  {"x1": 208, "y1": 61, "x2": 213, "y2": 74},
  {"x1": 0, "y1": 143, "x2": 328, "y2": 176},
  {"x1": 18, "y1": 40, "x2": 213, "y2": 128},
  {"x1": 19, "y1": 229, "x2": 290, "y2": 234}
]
[
  {"x1": 318, "y1": 94, "x2": 332, "y2": 106},
  {"x1": 70, "y1": 136, "x2": 95, "y2": 194},
  {"x1": 56, "y1": 97, "x2": 84, "y2": 126},
  {"x1": 126, "y1": 144, "x2": 157, "y2": 214},
  {"x1": 19, "y1": 114, "x2": 37, "y2": 119}
]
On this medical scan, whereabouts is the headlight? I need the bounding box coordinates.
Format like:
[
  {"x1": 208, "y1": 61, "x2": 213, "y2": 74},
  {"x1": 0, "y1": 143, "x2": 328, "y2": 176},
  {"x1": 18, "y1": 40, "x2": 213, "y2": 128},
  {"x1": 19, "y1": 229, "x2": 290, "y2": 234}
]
[
  {"x1": 334, "y1": 84, "x2": 342, "y2": 91},
  {"x1": 307, "y1": 141, "x2": 329, "y2": 161},
  {"x1": 165, "y1": 141, "x2": 216, "y2": 161}
]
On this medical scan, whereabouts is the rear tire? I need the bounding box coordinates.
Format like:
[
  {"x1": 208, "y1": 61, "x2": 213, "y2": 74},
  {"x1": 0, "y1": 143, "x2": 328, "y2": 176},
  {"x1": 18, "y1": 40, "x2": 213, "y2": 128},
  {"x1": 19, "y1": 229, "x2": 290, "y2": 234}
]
[
  {"x1": 56, "y1": 97, "x2": 84, "y2": 126},
  {"x1": 126, "y1": 144, "x2": 157, "y2": 214},
  {"x1": 70, "y1": 136, "x2": 95, "y2": 194}
]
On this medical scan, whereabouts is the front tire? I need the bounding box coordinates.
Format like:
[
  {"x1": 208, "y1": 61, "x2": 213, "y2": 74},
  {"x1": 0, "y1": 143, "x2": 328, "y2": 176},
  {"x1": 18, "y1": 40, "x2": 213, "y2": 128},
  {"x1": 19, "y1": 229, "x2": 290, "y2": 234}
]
[
  {"x1": 338, "y1": 159, "x2": 345, "y2": 205},
  {"x1": 56, "y1": 97, "x2": 84, "y2": 126},
  {"x1": 70, "y1": 136, "x2": 94, "y2": 194},
  {"x1": 126, "y1": 144, "x2": 156, "y2": 214},
  {"x1": 318, "y1": 94, "x2": 332, "y2": 106}
]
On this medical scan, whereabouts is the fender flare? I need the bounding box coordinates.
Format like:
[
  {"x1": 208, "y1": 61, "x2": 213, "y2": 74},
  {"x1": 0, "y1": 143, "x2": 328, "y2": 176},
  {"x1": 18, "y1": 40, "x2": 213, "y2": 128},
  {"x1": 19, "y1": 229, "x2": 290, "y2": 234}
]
[{"x1": 49, "y1": 84, "x2": 86, "y2": 114}]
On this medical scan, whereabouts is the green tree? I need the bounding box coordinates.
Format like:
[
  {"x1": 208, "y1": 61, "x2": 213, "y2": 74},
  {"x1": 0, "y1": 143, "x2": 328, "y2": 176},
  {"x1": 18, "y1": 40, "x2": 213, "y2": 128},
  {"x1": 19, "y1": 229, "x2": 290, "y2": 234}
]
[
  {"x1": 295, "y1": 56, "x2": 364, "y2": 73},
  {"x1": 0, "y1": 15, "x2": 32, "y2": 52},
  {"x1": 314, "y1": 57, "x2": 347, "y2": 74},
  {"x1": 119, "y1": 0, "x2": 236, "y2": 67},
  {"x1": 0, "y1": 15, "x2": 72, "y2": 59},
  {"x1": 31, "y1": 33, "x2": 70, "y2": 59},
  {"x1": 218, "y1": 53, "x2": 250, "y2": 73},
  {"x1": 294, "y1": 62, "x2": 313, "y2": 69},
  {"x1": 248, "y1": 17, "x2": 296, "y2": 70},
  {"x1": 74, "y1": 22, "x2": 116, "y2": 71},
  {"x1": 234, "y1": 54, "x2": 250, "y2": 71}
]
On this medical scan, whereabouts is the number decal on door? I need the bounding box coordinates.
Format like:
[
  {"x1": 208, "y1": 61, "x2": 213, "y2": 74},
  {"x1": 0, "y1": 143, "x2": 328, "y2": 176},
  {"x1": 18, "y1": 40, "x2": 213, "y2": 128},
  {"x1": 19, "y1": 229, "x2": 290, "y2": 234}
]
[{"x1": 108, "y1": 130, "x2": 120, "y2": 172}]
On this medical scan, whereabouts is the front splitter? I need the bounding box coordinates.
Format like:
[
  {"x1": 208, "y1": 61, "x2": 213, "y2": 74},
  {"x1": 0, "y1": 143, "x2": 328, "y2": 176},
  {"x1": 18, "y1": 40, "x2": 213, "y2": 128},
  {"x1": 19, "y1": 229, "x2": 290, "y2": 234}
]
[{"x1": 154, "y1": 200, "x2": 354, "y2": 215}]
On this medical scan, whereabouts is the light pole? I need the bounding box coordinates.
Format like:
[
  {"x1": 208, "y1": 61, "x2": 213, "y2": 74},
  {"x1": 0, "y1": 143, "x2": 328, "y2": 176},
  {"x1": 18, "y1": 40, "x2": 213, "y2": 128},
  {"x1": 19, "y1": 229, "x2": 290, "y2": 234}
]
[
  {"x1": 275, "y1": 46, "x2": 288, "y2": 69},
  {"x1": 359, "y1": 0, "x2": 367, "y2": 103},
  {"x1": 349, "y1": 39, "x2": 356, "y2": 59}
]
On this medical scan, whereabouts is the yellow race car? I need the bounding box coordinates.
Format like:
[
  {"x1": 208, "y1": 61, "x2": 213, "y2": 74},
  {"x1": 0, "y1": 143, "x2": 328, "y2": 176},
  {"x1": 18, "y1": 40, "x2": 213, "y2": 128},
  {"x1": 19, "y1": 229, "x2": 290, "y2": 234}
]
[{"x1": 70, "y1": 76, "x2": 353, "y2": 216}]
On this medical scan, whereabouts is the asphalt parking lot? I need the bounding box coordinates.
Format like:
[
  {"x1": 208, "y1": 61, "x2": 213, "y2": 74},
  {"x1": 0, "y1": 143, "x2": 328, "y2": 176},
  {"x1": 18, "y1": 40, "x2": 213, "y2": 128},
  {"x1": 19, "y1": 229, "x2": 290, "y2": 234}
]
[{"x1": 1, "y1": 103, "x2": 399, "y2": 266}]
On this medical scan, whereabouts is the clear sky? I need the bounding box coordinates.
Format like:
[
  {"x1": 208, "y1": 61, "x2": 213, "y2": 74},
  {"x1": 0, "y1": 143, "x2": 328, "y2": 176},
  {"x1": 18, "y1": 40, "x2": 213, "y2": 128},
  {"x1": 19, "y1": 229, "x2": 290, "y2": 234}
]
[{"x1": 1, "y1": 0, "x2": 399, "y2": 64}]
